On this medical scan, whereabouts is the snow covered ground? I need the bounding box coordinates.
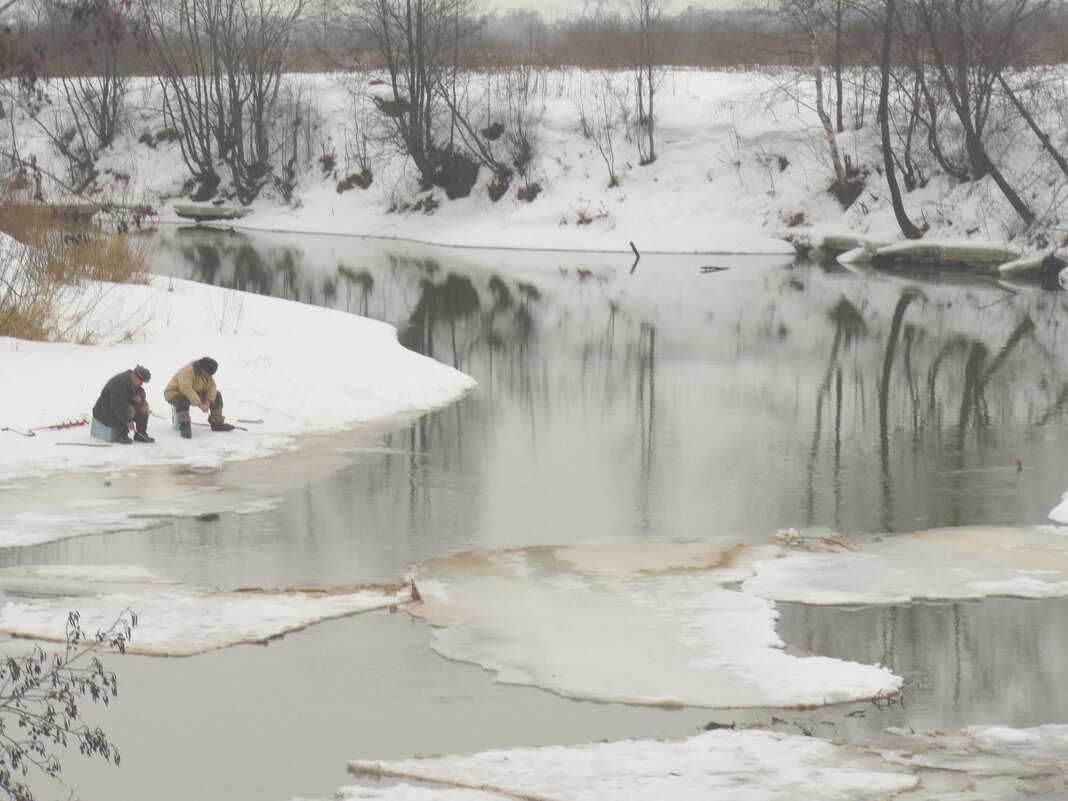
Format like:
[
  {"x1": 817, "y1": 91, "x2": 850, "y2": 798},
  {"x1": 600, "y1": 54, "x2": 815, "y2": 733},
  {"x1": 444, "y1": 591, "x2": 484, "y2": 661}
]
[
  {"x1": 0, "y1": 266, "x2": 474, "y2": 484},
  {"x1": 0, "y1": 231, "x2": 475, "y2": 548},
  {"x1": 13, "y1": 69, "x2": 1064, "y2": 259}
]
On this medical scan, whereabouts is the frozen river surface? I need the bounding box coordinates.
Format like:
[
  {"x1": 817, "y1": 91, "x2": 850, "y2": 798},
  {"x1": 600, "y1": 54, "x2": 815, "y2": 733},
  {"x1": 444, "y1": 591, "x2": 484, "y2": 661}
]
[{"x1": 7, "y1": 228, "x2": 1068, "y2": 800}]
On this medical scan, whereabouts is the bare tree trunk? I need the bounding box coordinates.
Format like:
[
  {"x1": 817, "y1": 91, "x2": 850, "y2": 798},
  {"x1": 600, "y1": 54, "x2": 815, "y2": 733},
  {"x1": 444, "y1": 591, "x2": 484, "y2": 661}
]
[
  {"x1": 878, "y1": 0, "x2": 923, "y2": 238},
  {"x1": 917, "y1": 0, "x2": 1035, "y2": 225},
  {"x1": 994, "y1": 70, "x2": 1068, "y2": 181},
  {"x1": 619, "y1": 0, "x2": 665, "y2": 165},
  {"x1": 833, "y1": 0, "x2": 844, "y2": 133},
  {"x1": 809, "y1": 25, "x2": 848, "y2": 194}
]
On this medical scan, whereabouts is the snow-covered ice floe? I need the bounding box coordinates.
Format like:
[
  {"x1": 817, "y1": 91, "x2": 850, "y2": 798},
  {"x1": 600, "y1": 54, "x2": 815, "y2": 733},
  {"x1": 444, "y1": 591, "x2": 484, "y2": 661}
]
[
  {"x1": 342, "y1": 729, "x2": 919, "y2": 801},
  {"x1": 331, "y1": 723, "x2": 1068, "y2": 801},
  {"x1": 406, "y1": 527, "x2": 1068, "y2": 711},
  {"x1": 744, "y1": 525, "x2": 1068, "y2": 604},
  {"x1": 1047, "y1": 489, "x2": 1068, "y2": 524},
  {"x1": 408, "y1": 543, "x2": 902, "y2": 709},
  {"x1": 0, "y1": 564, "x2": 412, "y2": 656}
]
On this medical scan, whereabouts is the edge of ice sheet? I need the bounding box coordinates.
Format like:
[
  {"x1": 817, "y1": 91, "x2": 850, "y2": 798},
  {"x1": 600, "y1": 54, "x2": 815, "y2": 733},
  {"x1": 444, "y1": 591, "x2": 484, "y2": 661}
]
[
  {"x1": 743, "y1": 525, "x2": 1068, "y2": 604},
  {"x1": 0, "y1": 270, "x2": 476, "y2": 484},
  {"x1": 409, "y1": 545, "x2": 903, "y2": 710},
  {"x1": 333, "y1": 723, "x2": 1068, "y2": 801},
  {"x1": 342, "y1": 729, "x2": 919, "y2": 801},
  {"x1": 1048, "y1": 489, "x2": 1068, "y2": 524},
  {"x1": 0, "y1": 565, "x2": 414, "y2": 656}
]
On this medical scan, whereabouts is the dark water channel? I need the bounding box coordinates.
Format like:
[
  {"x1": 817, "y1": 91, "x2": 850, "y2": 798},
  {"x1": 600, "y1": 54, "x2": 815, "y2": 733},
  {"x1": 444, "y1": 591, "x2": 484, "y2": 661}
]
[{"x1": 13, "y1": 226, "x2": 1068, "y2": 800}]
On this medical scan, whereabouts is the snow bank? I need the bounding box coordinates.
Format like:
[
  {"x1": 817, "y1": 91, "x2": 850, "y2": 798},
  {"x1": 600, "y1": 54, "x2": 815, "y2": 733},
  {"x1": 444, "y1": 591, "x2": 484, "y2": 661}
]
[
  {"x1": 0, "y1": 251, "x2": 475, "y2": 486},
  {"x1": 15, "y1": 69, "x2": 1062, "y2": 259}
]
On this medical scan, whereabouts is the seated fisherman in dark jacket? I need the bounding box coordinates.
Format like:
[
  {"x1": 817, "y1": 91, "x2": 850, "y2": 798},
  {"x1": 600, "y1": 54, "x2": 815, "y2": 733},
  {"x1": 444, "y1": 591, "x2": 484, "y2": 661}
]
[{"x1": 92, "y1": 365, "x2": 154, "y2": 444}]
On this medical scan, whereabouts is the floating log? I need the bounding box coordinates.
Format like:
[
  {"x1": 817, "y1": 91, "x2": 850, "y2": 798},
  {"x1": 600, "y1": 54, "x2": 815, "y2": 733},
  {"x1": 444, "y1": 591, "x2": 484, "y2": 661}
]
[
  {"x1": 819, "y1": 235, "x2": 873, "y2": 257},
  {"x1": 172, "y1": 203, "x2": 252, "y2": 223},
  {"x1": 997, "y1": 248, "x2": 1067, "y2": 277},
  {"x1": 785, "y1": 231, "x2": 887, "y2": 262},
  {"x1": 872, "y1": 241, "x2": 1021, "y2": 273}
]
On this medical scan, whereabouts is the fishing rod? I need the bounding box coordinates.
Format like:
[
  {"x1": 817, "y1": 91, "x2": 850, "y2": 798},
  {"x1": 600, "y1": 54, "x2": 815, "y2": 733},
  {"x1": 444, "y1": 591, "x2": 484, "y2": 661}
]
[{"x1": 190, "y1": 421, "x2": 248, "y2": 431}]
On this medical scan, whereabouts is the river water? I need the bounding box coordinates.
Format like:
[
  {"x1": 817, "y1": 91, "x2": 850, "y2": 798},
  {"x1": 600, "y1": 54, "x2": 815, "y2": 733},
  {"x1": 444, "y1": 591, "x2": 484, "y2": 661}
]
[{"x1": 11, "y1": 226, "x2": 1068, "y2": 800}]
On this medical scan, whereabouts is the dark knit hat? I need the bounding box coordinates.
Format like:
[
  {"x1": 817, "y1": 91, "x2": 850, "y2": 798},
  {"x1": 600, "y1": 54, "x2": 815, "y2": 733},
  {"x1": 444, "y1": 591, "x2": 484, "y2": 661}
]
[{"x1": 133, "y1": 365, "x2": 151, "y2": 382}]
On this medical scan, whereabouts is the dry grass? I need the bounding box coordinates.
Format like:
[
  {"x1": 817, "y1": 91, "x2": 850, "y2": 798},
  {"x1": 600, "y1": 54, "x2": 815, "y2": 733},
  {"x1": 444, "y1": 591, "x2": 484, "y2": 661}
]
[{"x1": 0, "y1": 199, "x2": 152, "y2": 342}]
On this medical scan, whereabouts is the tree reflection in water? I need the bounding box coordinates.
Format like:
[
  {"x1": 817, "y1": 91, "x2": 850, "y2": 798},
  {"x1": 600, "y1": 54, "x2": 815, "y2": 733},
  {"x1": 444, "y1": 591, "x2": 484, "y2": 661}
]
[{"x1": 154, "y1": 228, "x2": 1068, "y2": 540}]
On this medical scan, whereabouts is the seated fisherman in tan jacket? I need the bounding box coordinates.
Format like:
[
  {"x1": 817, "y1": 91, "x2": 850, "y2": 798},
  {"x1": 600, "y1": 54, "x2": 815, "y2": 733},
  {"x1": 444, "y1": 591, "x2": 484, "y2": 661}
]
[{"x1": 164, "y1": 356, "x2": 236, "y2": 439}]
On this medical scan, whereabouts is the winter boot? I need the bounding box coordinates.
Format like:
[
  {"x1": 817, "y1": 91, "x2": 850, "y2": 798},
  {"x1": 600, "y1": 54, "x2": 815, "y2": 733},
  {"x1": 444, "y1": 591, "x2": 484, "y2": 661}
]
[
  {"x1": 179, "y1": 422, "x2": 192, "y2": 439},
  {"x1": 133, "y1": 414, "x2": 155, "y2": 444},
  {"x1": 210, "y1": 421, "x2": 236, "y2": 432},
  {"x1": 114, "y1": 429, "x2": 132, "y2": 444}
]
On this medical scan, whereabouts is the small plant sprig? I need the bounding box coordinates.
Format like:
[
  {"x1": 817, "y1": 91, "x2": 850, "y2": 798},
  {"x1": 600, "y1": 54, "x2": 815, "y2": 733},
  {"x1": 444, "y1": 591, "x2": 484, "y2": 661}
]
[{"x1": 0, "y1": 608, "x2": 136, "y2": 801}]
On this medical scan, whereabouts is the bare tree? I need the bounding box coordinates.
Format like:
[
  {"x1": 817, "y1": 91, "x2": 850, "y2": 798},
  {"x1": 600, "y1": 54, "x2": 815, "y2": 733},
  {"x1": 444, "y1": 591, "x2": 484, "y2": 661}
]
[
  {"x1": 617, "y1": 0, "x2": 670, "y2": 164},
  {"x1": 338, "y1": 0, "x2": 490, "y2": 199},
  {"x1": 149, "y1": 0, "x2": 305, "y2": 203},
  {"x1": 576, "y1": 73, "x2": 626, "y2": 187},
  {"x1": 993, "y1": 67, "x2": 1068, "y2": 182},
  {"x1": 0, "y1": 0, "x2": 141, "y2": 193},
  {"x1": 877, "y1": 0, "x2": 922, "y2": 237},
  {"x1": 771, "y1": 0, "x2": 856, "y2": 204},
  {"x1": 902, "y1": 0, "x2": 1038, "y2": 225}
]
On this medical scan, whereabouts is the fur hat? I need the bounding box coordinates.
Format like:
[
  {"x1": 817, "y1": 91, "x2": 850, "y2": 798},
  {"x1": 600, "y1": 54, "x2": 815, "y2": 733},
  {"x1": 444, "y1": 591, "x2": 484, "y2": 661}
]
[
  {"x1": 133, "y1": 365, "x2": 151, "y2": 382},
  {"x1": 195, "y1": 357, "x2": 218, "y2": 375}
]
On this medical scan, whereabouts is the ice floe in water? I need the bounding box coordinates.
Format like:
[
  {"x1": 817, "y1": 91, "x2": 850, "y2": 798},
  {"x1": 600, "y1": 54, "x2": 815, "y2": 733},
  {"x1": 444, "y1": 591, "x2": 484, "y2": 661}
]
[
  {"x1": 744, "y1": 525, "x2": 1068, "y2": 604},
  {"x1": 408, "y1": 528, "x2": 1068, "y2": 711},
  {"x1": 1048, "y1": 490, "x2": 1068, "y2": 524},
  {"x1": 409, "y1": 544, "x2": 902, "y2": 709},
  {"x1": 331, "y1": 723, "x2": 1068, "y2": 801},
  {"x1": 0, "y1": 565, "x2": 411, "y2": 655},
  {"x1": 344, "y1": 729, "x2": 918, "y2": 801}
]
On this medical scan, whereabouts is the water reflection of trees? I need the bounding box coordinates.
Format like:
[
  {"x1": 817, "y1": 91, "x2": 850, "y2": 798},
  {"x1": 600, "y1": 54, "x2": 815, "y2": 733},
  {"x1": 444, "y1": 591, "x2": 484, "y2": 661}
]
[
  {"x1": 778, "y1": 597, "x2": 1068, "y2": 729},
  {"x1": 158, "y1": 231, "x2": 1068, "y2": 537},
  {"x1": 800, "y1": 271, "x2": 1068, "y2": 531}
]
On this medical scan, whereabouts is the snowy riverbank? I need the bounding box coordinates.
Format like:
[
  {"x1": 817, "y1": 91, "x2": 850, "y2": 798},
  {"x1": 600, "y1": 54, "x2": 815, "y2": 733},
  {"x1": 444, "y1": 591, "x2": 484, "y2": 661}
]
[
  {"x1": 0, "y1": 241, "x2": 476, "y2": 486},
  {"x1": 16, "y1": 69, "x2": 1067, "y2": 260}
]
